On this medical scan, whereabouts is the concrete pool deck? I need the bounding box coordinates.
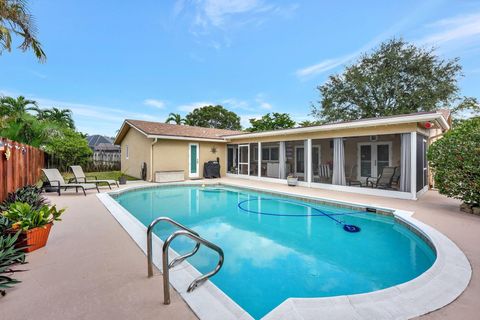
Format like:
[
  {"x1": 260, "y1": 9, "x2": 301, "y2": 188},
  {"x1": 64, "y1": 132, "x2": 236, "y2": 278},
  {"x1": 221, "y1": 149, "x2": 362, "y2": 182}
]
[{"x1": 1, "y1": 178, "x2": 479, "y2": 319}]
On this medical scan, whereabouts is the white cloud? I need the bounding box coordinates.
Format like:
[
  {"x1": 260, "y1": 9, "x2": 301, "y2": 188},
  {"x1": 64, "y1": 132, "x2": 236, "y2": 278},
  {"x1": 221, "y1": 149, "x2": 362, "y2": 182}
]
[
  {"x1": 174, "y1": 0, "x2": 298, "y2": 42},
  {"x1": 143, "y1": 98, "x2": 166, "y2": 109},
  {"x1": 295, "y1": 55, "x2": 354, "y2": 78},
  {"x1": 240, "y1": 113, "x2": 262, "y2": 128},
  {"x1": 417, "y1": 12, "x2": 480, "y2": 48}
]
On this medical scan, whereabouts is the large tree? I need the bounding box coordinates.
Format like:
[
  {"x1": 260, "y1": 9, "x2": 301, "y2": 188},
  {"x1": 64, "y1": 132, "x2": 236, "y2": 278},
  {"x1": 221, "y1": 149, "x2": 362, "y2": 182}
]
[
  {"x1": 247, "y1": 113, "x2": 296, "y2": 132},
  {"x1": 184, "y1": 105, "x2": 241, "y2": 130},
  {"x1": 0, "y1": 0, "x2": 46, "y2": 61},
  {"x1": 311, "y1": 39, "x2": 465, "y2": 123}
]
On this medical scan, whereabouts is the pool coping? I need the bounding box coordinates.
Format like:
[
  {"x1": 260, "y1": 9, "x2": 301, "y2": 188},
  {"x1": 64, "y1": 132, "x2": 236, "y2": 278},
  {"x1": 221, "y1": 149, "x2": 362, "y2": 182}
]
[{"x1": 97, "y1": 181, "x2": 471, "y2": 320}]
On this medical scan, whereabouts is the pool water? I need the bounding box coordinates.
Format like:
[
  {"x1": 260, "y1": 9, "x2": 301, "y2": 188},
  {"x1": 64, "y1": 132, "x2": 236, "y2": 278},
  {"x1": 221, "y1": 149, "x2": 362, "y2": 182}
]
[{"x1": 115, "y1": 185, "x2": 436, "y2": 319}]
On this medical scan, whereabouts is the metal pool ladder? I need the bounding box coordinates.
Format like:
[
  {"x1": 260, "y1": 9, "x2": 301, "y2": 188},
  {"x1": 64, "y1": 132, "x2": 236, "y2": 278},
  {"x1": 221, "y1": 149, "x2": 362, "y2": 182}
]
[{"x1": 147, "y1": 217, "x2": 224, "y2": 304}]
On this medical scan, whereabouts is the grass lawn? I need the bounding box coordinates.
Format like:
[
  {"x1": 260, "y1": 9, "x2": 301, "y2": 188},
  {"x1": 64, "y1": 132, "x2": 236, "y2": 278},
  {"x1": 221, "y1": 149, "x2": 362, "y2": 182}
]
[{"x1": 62, "y1": 171, "x2": 138, "y2": 182}]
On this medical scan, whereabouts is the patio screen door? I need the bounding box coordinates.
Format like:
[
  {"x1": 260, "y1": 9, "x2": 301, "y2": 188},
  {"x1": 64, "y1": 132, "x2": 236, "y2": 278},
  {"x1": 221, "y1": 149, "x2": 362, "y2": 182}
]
[
  {"x1": 238, "y1": 144, "x2": 249, "y2": 175},
  {"x1": 189, "y1": 143, "x2": 199, "y2": 178},
  {"x1": 358, "y1": 142, "x2": 391, "y2": 180},
  {"x1": 295, "y1": 146, "x2": 305, "y2": 177}
]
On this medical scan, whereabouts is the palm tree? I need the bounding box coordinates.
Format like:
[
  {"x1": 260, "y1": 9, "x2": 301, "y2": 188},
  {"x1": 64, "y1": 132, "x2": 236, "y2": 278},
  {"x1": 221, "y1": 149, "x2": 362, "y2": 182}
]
[
  {"x1": 165, "y1": 113, "x2": 184, "y2": 125},
  {"x1": 40, "y1": 107, "x2": 75, "y2": 129},
  {"x1": 0, "y1": 0, "x2": 46, "y2": 61},
  {"x1": 0, "y1": 95, "x2": 38, "y2": 122}
]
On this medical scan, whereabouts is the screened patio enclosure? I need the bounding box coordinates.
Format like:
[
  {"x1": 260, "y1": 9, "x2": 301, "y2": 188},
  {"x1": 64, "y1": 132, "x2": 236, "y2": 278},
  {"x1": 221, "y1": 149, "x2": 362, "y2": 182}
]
[{"x1": 226, "y1": 132, "x2": 428, "y2": 200}]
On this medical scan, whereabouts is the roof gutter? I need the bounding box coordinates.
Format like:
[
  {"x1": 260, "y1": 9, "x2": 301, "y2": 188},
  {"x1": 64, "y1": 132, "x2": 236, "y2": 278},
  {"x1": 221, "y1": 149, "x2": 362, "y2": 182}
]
[{"x1": 146, "y1": 134, "x2": 226, "y2": 143}]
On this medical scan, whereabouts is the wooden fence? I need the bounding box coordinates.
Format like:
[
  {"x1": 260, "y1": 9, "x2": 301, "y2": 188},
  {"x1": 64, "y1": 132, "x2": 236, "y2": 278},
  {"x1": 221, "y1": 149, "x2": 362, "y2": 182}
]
[{"x1": 0, "y1": 138, "x2": 45, "y2": 202}]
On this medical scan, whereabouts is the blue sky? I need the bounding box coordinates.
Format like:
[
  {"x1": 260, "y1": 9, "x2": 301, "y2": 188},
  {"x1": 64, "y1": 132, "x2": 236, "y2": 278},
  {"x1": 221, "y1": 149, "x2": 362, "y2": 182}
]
[{"x1": 1, "y1": 0, "x2": 479, "y2": 136}]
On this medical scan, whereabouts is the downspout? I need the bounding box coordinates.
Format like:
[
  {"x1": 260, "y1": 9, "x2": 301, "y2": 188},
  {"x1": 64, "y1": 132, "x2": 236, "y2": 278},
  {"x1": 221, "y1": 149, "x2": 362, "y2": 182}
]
[{"x1": 150, "y1": 138, "x2": 158, "y2": 182}]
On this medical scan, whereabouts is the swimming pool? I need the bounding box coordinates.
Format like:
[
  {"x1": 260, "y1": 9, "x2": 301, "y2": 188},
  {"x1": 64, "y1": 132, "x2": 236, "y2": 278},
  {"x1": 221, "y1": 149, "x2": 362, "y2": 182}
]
[{"x1": 113, "y1": 184, "x2": 436, "y2": 319}]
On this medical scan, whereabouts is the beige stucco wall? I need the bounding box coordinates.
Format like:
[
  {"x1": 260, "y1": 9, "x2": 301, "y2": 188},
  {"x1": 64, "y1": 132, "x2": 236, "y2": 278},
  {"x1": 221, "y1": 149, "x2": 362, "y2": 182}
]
[
  {"x1": 120, "y1": 127, "x2": 152, "y2": 180},
  {"x1": 152, "y1": 140, "x2": 227, "y2": 180},
  {"x1": 229, "y1": 123, "x2": 417, "y2": 144}
]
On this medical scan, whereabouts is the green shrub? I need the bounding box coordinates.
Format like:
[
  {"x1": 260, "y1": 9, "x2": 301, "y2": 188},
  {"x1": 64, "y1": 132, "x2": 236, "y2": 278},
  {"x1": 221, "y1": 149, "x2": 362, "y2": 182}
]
[
  {"x1": 428, "y1": 117, "x2": 480, "y2": 206},
  {"x1": 0, "y1": 232, "x2": 26, "y2": 296},
  {"x1": 3, "y1": 202, "x2": 65, "y2": 231},
  {"x1": 0, "y1": 185, "x2": 48, "y2": 212}
]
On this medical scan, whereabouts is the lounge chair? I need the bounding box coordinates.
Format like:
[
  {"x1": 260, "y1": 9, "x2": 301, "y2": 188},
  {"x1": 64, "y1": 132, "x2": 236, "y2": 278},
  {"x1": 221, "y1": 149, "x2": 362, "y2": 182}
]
[
  {"x1": 70, "y1": 165, "x2": 119, "y2": 189},
  {"x1": 318, "y1": 164, "x2": 331, "y2": 183},
  {"x1": 366, "y1": 166, "x2": 397, "y2": 189},
  {"x1": 42, "y1": 168, "x2": 99, "y2": 196}
]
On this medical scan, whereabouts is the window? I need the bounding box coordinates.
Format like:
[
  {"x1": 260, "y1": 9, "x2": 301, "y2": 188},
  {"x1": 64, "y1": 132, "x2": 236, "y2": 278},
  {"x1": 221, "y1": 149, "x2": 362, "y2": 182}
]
[
  {"x1": 261, "y1": 147, "x2": 279, "y2": 161},
  {"x1": 125, "y1": 145, "x2": 129, "y2": 160}
]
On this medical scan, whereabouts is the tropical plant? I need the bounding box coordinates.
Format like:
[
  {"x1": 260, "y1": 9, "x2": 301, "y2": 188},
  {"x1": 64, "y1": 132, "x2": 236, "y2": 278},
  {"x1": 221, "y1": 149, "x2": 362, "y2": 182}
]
[
  {"x1": 0, "y1": 0, "x2": 46, "y2": 61},
  {"x1": 165, "y1": 113, "x2": 184, "y2": 125},
  {"x1": 3, "y1": 202, "x2": 65, "y2": 231},
  {"x1": 0, "y1": 95, "x2": 38, "y2": 122},
  {"x1": 248, "y1": 113, "x2": 296, "y2": 132},
  {"x1": 37, "y1": 107, "x2": 75, "y2": 129},
  {"x1": 0, "y1": 185, "x2": 48, "y2": 212},
  {"x1": 0, "y1": 215, "x2": 11, "y2": 233},
  {"x1": 0, "y1": 231, "x2": 26, "y2": 296},
  {"x1": 311, "y1": 39, "x2": 467, "y2": 123},
  {"x1": 185, "y1": 105, "x2": 242, "y2": 130},
  {"x1": 428, "y1": 117, "x2": 480, "y2": 206}
]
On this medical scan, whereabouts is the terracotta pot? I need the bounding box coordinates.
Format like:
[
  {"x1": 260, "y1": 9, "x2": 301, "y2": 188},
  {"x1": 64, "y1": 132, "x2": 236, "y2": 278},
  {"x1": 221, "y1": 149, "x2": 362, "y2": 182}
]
[{"x1": 15, "y1": 223, "x2": 53, "y2": 253}]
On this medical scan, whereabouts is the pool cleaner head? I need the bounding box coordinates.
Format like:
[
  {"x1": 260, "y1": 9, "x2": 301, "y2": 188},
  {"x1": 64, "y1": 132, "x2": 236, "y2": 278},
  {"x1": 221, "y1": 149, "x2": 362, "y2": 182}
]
[{"x1": 343, "y1": 224, "x2": 361, "y2": 233}]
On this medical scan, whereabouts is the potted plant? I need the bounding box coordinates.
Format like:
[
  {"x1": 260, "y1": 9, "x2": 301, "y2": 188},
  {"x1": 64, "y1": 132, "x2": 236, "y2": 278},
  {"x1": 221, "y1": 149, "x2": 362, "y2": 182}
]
[
  {"x1": 287, "y1": 173, "x2": 298, "y2": 186},
  {"x1": 116, "y1": 169, "x2": 129, "y2": 185},
  {"x1": 3, "y1": 202, "x2": 65, "y2": 252}
]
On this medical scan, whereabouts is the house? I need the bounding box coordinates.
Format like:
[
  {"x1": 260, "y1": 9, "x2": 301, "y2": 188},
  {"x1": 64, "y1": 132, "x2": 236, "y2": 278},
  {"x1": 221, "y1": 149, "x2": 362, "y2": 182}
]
[
  {"x1": 114, "y1": 110, "x2": 450, "y2": 200},
  {"x1": 87, "y1": 134, "x2": 121, "y2": 166}
]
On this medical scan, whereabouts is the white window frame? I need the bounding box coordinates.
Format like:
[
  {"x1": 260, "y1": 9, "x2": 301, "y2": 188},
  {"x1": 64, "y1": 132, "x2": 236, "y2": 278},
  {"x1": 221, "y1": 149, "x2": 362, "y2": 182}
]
[
  {"x1": 125, "y1": 144, "x2": 129, "y2": 160},
  {"x1": 294, "y1": 145, "x2": 305, "y2": 177},
  {"x1": 261, "y1": 146, "x2": 279, "y2": 162}
]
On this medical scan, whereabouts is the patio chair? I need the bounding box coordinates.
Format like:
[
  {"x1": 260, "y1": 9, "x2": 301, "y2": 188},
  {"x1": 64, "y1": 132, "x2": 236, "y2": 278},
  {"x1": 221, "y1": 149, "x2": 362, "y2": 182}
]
[
  {"x1": 42, "y1": 168, "x2": 99, "y2": 196},
  {"x1": 70, "y1": 165, "x2": 119, "y2": 189},
  {"x1": 346, "y1": 164, "x2": 362, "y2": 187},
  {"x1": 318, "y1": 164, "x2": 331, "y2": 183},
  {"x1": 366, "y1": 166, "x2": 397, "y2": 189}
]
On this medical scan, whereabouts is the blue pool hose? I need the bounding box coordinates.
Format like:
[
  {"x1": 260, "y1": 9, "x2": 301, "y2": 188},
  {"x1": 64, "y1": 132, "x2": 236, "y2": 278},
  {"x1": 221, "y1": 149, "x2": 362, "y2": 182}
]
[{"x1": 201, "y1": 188, "x2": 361, "y2": 233}]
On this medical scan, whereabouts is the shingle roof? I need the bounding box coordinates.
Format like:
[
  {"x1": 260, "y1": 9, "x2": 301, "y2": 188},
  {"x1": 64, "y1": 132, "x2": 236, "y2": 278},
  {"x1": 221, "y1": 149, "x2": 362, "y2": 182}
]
[
  {"x1": 126, "y1": 119, "x2": 244, "y2": 140},
  {"x1": 87, "y1": 135, "x2": 113, "y2": 147}
]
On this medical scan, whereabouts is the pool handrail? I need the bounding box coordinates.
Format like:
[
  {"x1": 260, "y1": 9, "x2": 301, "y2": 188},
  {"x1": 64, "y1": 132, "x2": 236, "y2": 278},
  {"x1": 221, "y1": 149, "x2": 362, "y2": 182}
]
[
  {"x1": 162, "y1": 229, "x2": 224, "y2": 304},
  {"x1": 147, "y1": 217, "x2": 200, "y2": 277}
]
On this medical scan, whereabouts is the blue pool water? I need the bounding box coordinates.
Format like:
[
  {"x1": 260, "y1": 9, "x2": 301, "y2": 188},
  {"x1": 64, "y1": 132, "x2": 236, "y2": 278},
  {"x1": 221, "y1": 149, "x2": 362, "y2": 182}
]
[{"x1": 115, "y1": 185, "x2": 436, "y2": 319}]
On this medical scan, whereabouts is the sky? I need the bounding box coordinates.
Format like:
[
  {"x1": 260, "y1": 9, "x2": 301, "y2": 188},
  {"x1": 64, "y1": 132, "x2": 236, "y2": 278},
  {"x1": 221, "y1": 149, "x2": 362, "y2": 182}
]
[{"x1": 1, "y1": 0, "x2": 480, "y2": 136}]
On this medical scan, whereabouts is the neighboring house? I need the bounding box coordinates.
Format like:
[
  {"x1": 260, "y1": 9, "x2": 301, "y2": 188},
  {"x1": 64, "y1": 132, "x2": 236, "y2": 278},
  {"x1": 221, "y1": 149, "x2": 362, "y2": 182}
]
[
  {"x1": 115, "y1": 110, "x2": 450, "y2": 200},
  {"x1": 87, "y1": 135, "x2": 121, "y2": 165}
]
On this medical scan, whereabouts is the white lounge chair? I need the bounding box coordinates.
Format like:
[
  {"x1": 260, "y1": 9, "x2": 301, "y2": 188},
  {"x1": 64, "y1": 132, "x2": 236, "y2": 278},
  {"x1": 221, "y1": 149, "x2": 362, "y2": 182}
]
[
  {"x1": 70, "y1": 165, "x2": 119, "y2": 189},
  {"x1": 42, "y1": 168, "x2": 99, "y2": 196}
]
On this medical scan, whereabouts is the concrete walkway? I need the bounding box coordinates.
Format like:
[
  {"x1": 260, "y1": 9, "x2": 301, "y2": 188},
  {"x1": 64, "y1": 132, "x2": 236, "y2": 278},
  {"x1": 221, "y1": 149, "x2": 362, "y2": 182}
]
[{"x1": 1, "y1": 179, "x2": 479, "y2": 319}]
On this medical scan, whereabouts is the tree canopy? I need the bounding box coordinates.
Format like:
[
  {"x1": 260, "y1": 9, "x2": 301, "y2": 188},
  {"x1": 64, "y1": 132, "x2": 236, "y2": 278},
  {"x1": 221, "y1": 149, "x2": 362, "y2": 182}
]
[
  {"x1": 0, "y1": 95, "x2": 91, "y2": 169},
  {"x1": 428, "y1": 117, "x2": 480, "y2": 206},
  {"x1": 311, "y1": 39, "x2": 467, "y2": 123},
  {"x1": 247, "y1": 113, "x2": 296, "y2": 132},
  {"x1": 0, "y1": 0, "x2": 46, "y2": 61},
  {"x1": 184, "y1": 105, "x2": 241, "y2": 130},
  {"x1": 165, "y1": 113, "x2": 184, "y2": 125}
]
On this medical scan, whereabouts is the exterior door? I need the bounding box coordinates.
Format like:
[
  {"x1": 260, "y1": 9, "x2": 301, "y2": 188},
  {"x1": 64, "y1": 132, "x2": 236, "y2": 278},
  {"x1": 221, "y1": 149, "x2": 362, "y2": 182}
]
[
  {"x1": 238, "y1": 144, "x2": 250, "y2": 175},
  {"x1": 294, "y1": 146, "x2": 305, "y2": 177},
  {"x1": 358, "y1": 142, "x2": 391, "y2": 181},
  {"x1": 189, "y1": 143, "x2": 199, "y2": 178}
]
